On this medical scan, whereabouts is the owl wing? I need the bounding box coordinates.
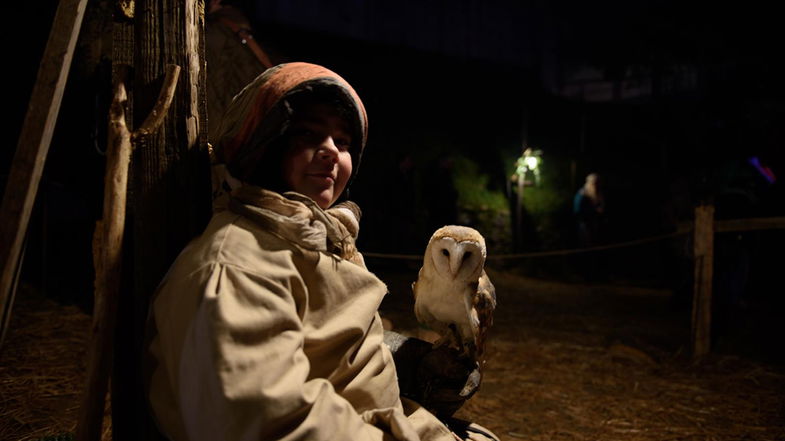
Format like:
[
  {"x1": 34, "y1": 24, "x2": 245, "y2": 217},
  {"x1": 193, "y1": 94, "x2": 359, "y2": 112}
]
[{"x1": 472, "y1": 270, "x2": 496, "y2": 360}]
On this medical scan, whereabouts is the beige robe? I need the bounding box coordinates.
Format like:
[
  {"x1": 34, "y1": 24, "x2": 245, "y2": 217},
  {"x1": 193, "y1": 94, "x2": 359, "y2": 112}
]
[{"x1": 146, "y1": 187, "x2": 458, "y2": 441}]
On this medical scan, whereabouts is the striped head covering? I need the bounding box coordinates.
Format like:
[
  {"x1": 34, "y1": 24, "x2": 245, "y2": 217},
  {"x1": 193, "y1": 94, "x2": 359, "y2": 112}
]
[{"x1": 213, "y1": 62, "x2": 368, "y2": 185}]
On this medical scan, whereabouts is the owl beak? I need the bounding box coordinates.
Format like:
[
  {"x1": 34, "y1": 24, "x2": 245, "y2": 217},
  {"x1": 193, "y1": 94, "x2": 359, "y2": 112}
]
[{"x1": 449, "y1": 254, "x2": 462, "y2": 278}]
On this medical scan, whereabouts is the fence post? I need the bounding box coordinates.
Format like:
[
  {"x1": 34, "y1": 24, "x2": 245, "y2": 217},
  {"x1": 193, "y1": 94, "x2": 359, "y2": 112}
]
[{"x1": 691, "y1": 204, "x2": 714, "y2": 359}]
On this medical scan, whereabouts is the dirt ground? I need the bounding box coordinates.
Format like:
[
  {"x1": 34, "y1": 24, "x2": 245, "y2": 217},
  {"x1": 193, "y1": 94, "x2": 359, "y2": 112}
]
[
  {"x1": 1, "y1": 264, "x2": 784, "y2": 441},
  {"x1": 376, "y1": 262, "x2": 785, "y2": 441}
]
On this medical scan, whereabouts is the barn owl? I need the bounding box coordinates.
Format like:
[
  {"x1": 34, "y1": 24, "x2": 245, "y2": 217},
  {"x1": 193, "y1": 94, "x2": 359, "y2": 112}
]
[{"x1": 413, "y1": 225, "x2": 496, "y2": 361}]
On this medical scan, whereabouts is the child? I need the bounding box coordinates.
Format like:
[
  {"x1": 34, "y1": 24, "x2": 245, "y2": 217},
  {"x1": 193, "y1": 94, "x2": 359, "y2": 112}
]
[{"x1": 146, "y1": 62, "x2": 497, "y2": 441}]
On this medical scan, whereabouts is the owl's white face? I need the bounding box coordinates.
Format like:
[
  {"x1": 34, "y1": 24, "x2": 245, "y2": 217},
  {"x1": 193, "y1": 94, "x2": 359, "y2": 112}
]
[{"x1": 429, "y1": 237, "x2": 485, "y2": 282}]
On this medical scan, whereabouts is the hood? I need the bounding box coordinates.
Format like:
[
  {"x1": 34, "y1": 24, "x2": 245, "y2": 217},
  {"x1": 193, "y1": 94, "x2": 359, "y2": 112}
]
[{"x1": 213, "y1": 62, "x2": 368, "y2": 184}]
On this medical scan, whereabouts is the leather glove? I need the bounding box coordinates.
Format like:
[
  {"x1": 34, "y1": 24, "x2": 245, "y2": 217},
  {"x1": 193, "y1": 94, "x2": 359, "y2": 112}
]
[{"x1": 384, "y1": 331, "x2": 481, "y2": 419}]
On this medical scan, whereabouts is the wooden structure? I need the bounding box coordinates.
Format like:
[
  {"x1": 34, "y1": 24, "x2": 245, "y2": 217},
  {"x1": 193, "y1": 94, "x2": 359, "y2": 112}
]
[
  {"x1": 1, "y1": 0, "x2": 209, "y2": 439},
  {"x1": 691, "y1": 208, "x2": 785, "y2": 359},
  {"x1": 113, "y1": 1, "x2": 211, "y2": 440},
  {"x1": 691, "y1": 205, "x2": 714, "y2": 359},
  {"x1": 76, "y1": 65, "x2": 181, "y2": 441},
  {"x1": 0, "y1": 0, "x2": 89, "y2": 346}
]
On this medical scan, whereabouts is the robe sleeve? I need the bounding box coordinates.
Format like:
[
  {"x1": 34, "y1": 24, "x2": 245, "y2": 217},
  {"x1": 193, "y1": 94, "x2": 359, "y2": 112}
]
[{"x1": 150, "y1": 259, "x2": 422, "y2": 441}]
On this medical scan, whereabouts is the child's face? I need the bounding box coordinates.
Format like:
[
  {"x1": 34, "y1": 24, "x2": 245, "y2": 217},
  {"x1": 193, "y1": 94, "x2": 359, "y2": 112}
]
[{"x1": 282, "y1": 102, "x2": 353, "y2": 209}]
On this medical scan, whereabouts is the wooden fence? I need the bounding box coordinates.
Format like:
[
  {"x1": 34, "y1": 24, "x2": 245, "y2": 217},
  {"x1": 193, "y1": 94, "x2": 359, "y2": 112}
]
[
  {"x1": 691, "y1": 207, "x2": 785, "y2": 359},
  {"x1": 366, "y1": 207, "x2": 785, "y2": 360}
]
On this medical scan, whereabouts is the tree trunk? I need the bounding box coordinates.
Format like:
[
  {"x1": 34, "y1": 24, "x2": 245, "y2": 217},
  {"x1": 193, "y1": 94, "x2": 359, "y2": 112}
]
[{"x1": 112, "y1": 2, "x2": 210, "y2": 440}]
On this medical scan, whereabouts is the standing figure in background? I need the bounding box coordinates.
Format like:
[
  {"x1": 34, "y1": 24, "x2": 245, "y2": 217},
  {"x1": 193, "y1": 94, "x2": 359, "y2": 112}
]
[
  {"x1": 573, "y1": 173, "x2": 607, "y2": 281},
  {"x1": 573, "y1": 172, "x2": 605, "y2": 247}
]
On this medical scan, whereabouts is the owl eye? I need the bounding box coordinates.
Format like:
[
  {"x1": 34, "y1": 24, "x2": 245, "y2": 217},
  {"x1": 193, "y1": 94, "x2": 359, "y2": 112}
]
[
  {"x1": 462, "y1": 252, "x2": 472, "y2": 261},
  {"x1": 441, "y1": 249, "x2": 450, "y2": 257}
]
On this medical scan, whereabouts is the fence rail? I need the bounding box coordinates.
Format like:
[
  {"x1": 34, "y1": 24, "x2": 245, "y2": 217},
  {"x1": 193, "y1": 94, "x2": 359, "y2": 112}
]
[
  {"x1": 715, "y1": 216, "x2": 785, "y2": 233},
  {"x1": 364, "y1": 229, "x2": 690, "y2": 261}
]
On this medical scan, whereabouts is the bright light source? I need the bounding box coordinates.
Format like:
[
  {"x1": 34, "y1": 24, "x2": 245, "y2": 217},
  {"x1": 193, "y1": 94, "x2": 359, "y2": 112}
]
[{"x1": 511, "y1": 147, "x2": 543, "y2": 188}]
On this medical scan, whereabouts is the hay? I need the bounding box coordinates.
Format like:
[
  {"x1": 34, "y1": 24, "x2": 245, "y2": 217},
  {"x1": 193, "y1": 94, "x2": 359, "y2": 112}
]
[
  {"x1": 3, "y1": 266, "x2": 784, "y2": 441},
  {"x1": 379, "y1": 266, "x2": 785, "y2": 441},
  {"x1": 0, "y1": 284, "x2": 111, "y2": 441},
  {"x1": 455, "y1": 337, "x2": 785, "y2": 440}
]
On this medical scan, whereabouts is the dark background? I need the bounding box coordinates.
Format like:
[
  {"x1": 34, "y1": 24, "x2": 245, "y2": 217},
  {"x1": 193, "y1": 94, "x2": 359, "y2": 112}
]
[{"x1": 4, "y1": 1, "x2": 784, "y2": 338}]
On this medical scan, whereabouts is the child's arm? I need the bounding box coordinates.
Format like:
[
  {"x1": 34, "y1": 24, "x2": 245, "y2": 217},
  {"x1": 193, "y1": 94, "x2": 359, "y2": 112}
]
[{"x1": 150, "y1": 262, "x2": 422, "y2": 441}]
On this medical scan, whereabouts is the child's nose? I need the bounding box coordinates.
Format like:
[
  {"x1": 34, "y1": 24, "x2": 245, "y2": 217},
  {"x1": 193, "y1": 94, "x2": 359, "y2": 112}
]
[{"x1": 317, "y1": 137, "x2": 340, "y2": 163}]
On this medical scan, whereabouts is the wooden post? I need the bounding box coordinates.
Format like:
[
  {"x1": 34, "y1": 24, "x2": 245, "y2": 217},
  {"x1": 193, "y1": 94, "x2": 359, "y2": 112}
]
[
  {"x1": 0, "y1": 0, "x2": 88, "y2": 346},
  {"x1": 130, "y1": 0, "x2": 209, "y2": 305},
  {"x1": 691, "y1": 204, "x2": 714, "y2": 359},
  {"x1": 516, "y1": 175, "x2": 524, "y2": 250},
  {"x1": 76, "y1": 65, "x2": 180, "y2": 441},
  {"x1": 109, "y1": 1, "x2": 210, "y2": 440},
  {"x1": 76, "y1": 71, "x2": 134, "y2": 441}
]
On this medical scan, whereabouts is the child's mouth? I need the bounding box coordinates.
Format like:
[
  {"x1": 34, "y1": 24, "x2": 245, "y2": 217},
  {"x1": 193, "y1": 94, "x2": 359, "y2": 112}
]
[{"x1": 307, "y1": 173, "x2": 335, "y2": 184}]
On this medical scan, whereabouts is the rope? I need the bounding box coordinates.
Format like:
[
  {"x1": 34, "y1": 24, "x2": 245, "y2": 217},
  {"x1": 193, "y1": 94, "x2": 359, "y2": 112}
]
[{"x1": 362, "y1": 229, "x2": 691, "y2": 261}]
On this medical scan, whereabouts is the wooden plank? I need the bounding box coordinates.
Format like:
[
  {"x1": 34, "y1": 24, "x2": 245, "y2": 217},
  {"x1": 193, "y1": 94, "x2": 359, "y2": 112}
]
[
  {"x1": 715, "y1": 216, "x2": 785, "y2": 233},
  {"x1": 691, "y1": 205, "x2": 715, "y2": 359},
  {"x1": 0, "y1": 0, "x2": 89, "y2": 346}
]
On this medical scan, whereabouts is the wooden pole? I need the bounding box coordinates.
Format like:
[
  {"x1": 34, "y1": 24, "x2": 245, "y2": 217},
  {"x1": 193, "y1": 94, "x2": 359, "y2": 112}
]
[
  {"x1": 76, "y1": 64, "x2": 180, "y2": 441},
  {"x1": 691, "y1": 204, "x2": 714, "y2": 359},
  {"x1": 0, "y1": 0, "x2": 89, "y2": 347},
  {"x1": 109, "y1": 1, "x2": 210, "y2": 440},
  {"x1": 516, "y1": 175, "x2": 524, "y2": 250}
]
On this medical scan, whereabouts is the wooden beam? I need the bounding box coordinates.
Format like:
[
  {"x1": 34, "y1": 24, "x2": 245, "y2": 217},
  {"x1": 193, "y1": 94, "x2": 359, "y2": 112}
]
[
  {"x1": 691, "y1": 205, "x2": 715, "y2": 359},
  {"x1": 109, "y1": 2, "x2": 210, "y2": 440},
  {"x1": 715, "y1": 216, "x2": 785, "y2": 233},
  {"x1": 0, "y1": 0, "x2": 89, "y2": 346}
]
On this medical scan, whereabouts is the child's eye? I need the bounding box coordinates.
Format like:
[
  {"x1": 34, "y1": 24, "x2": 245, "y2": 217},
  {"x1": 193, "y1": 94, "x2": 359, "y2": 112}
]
[
  {"x1": 334, "y1": 137, "x2": 352, "y2": 151},
  {"x1": 290, "y1": 128, "x2": 321, "y2": 143}
]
